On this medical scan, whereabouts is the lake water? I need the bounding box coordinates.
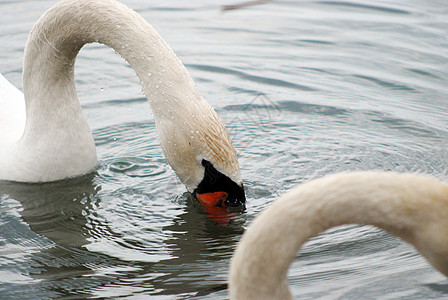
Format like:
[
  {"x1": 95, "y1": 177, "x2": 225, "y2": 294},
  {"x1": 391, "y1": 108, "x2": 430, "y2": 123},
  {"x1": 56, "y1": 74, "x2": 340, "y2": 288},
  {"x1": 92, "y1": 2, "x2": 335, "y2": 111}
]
[{"x1": 1, "y1": 0, "x2": 448, "y2": 298}]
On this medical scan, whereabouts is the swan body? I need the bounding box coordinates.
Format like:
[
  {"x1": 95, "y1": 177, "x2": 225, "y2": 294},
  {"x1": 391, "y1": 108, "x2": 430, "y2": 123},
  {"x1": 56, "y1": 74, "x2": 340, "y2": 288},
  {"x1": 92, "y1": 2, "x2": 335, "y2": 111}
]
[
  {"x1": 0, "y1": 0, "x2": 245, "y2": 204},
  {"x1": 229, "y1": 171, "x2": 448, "y2": 299},
  {"x1": 0, "y1": 73, "x2": 25, "y2": 145}
]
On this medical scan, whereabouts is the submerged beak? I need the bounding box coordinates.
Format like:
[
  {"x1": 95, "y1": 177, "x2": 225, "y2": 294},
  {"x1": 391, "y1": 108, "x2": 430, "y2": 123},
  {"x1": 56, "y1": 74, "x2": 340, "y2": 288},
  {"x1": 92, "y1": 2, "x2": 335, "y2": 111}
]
[
  {"x1": 195, "y1": 191, "x2": 235, "y2": 225},
  {"x1": 196, "y1": 191, "x2": 228, "y2": 207}
]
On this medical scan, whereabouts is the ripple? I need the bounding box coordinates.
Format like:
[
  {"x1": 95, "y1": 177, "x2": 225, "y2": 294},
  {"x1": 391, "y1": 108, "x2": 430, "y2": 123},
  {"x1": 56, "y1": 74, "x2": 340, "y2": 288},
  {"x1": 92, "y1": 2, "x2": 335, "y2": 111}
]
[
  {"x1": 317, "y1": 1, "x2": 411, "y2": 15},
  {"x1": 107, "y1": 158, "x2": 167, "y2": 178},
  {"x1": 188, "y1": 64, "x2": 316, "y2": 91},
  {"x1": 353, "y1": 74, "x2": 417, "y2": 91}
]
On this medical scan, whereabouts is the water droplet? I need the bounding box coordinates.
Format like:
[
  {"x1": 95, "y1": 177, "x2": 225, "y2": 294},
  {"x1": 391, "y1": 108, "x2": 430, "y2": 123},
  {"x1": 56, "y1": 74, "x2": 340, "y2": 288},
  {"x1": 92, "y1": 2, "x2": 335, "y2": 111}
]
[
  {"x1": 148, "y1": 73, "x2": 152, "y2": 77},
  {"x1": 100, "y1": 88, "x2": 104, "y2": 92}
]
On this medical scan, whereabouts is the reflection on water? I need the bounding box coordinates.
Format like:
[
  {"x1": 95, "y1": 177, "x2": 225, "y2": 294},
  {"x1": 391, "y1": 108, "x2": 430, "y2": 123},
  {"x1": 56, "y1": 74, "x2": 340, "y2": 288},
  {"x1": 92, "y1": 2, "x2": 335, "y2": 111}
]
[
  {"x1": 4, "y1": 174, "x2": 101, "y2": 248},
  {"x1": 0, "y1": 174, "x2": 245, "y2": 299},
  {"x1": 1, "y1": 175, "x2": 106, "y2": 298}
]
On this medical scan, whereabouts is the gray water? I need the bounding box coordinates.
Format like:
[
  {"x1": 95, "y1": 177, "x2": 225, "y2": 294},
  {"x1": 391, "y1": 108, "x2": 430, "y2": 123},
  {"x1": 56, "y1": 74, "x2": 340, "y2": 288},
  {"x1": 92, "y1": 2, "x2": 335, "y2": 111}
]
[{"x1": 1, "y1": 0, "x2": 448, "y2": 299}]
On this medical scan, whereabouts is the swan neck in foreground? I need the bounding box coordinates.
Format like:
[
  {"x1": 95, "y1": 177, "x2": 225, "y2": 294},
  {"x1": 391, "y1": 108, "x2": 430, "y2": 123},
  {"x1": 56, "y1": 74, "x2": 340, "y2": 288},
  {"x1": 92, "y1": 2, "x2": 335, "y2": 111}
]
[{"x1": 229, "y1": 172, "x2": 448, "y2": 300}]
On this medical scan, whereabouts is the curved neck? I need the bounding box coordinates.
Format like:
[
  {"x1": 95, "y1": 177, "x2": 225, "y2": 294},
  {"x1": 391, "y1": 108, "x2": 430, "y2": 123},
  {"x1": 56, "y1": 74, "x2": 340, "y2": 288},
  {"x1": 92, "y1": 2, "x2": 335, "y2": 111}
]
[
  {"x1": 230, "y1": 172, "x2": 448, "y2": 299},
  {"x1": 17, "y1": 0, "x2": 205, "y2": 182},
  {"x1": 23, "y1": 0, "x2": 197, "y2": 126}
]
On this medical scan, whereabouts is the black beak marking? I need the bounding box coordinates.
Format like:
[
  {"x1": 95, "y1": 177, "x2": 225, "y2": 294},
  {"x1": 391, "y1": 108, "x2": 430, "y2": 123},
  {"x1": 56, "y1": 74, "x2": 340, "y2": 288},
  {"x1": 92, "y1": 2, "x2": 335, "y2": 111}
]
[{"x1": 193, "y1": 159, "x2": 246, "y2": 207}]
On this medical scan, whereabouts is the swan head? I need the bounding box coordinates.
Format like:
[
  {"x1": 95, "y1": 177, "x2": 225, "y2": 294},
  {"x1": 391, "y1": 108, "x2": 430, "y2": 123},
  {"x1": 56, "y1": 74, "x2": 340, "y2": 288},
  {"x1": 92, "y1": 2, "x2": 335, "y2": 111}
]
[
  {"x1": 194, "y1": 159, "x2": 246, "y2": 207},
  {"x1": 154, "y1": 100, "x2": 246, "y2": 208}
]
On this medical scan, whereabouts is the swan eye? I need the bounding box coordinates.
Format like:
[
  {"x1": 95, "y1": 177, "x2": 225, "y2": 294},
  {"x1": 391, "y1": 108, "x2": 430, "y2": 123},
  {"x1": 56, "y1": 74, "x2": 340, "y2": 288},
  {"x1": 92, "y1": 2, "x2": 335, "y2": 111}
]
[{"x1": 193, "y1": 159, "x2": 245, "y2": 207}]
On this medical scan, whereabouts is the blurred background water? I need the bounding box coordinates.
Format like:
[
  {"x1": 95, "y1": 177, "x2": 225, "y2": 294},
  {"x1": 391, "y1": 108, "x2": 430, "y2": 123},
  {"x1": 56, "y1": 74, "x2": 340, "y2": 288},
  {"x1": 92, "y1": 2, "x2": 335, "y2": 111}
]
[{"x1": 1, "y1": 0, "x2": 448, "y2": 298}]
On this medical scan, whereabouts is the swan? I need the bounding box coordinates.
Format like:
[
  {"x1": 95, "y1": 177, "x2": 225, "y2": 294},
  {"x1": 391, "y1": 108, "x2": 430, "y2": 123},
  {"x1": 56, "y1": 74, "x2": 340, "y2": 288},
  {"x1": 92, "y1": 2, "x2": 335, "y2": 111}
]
[
  {"x1": 229, "y1": 171, "x2": 448, "y2": 299},
  {"x1": 0, "y1": 0, "x2": 245, "y2": 206}
]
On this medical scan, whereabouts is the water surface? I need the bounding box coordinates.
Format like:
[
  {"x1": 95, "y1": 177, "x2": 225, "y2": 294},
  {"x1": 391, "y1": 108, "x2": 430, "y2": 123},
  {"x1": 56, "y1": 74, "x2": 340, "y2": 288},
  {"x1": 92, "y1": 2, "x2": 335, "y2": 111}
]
[{"x1": 1, "y1": 0, "x2": 448, "y2": 298}]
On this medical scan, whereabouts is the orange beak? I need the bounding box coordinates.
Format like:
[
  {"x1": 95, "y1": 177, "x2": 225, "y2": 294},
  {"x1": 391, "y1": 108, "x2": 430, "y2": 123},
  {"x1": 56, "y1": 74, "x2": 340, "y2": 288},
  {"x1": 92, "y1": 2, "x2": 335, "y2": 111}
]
[
  {"x1": 196, "y1": 191, "x2": 228, "y2": 207},
  {"x1": 196, "y1": 192, "x2": 234, "y2": 225}
]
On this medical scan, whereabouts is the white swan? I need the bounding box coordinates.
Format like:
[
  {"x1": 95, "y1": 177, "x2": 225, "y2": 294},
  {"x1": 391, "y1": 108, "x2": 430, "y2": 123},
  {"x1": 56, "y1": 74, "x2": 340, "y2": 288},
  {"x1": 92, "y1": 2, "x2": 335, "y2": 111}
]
[
  {"x1": 0, "y1": 0, "x2": 245, "y2": 206},
  {"x1": 229, "y1": 171, "x2": 448, "y2": 299}
]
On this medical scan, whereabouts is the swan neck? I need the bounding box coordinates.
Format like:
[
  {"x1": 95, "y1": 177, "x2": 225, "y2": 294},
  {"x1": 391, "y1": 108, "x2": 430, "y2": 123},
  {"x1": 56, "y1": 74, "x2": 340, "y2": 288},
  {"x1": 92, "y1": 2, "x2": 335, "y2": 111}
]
[
  {"x1": 18, "y1": 0, "x2": 202, "y2": 181},
  {"x1": 19, "y1": 0, "x2": 241, "y2": 186},
  {"x1": 230, "y1": 172, "x2": 448, "y2": 299},
  {"x1": 23, "y1": 0, "x2": 197, "y2": 113}
]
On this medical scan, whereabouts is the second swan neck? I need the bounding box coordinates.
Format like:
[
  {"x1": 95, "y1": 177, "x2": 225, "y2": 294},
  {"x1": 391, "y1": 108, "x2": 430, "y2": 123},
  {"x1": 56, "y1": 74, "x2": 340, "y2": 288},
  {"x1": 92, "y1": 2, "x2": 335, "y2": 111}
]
[{"x1": 230, "y1": 171, "x2": 448, "y2": 299}]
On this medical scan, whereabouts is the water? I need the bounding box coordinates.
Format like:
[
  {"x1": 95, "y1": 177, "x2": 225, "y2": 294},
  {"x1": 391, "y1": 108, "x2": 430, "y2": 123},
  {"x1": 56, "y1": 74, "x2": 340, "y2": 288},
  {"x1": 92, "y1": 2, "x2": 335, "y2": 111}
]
[{"x1": 1, "y1": 0, "x2": 448, "y2": 298}]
